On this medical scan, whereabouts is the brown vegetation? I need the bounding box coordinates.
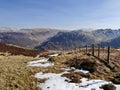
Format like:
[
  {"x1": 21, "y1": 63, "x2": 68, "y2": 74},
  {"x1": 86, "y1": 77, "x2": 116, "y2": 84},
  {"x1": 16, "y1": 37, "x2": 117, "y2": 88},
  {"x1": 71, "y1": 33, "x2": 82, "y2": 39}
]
[
  {"x1": 65, "y1": 58, "x2": 97, "y2": 73},
  {"x1": 0, "y1": 42, "x2": 47, "y2": 57}
]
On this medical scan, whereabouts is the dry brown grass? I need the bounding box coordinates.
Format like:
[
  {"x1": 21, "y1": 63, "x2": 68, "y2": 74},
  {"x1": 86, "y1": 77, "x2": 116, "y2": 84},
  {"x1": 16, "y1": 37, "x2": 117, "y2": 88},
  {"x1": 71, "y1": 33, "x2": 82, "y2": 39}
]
[
  {"x1": 0, "y1": 53, "x2": 41, "y2": 90},
  {"x1": 0, "y1": 42, "x2": 47, "y2": 57}
]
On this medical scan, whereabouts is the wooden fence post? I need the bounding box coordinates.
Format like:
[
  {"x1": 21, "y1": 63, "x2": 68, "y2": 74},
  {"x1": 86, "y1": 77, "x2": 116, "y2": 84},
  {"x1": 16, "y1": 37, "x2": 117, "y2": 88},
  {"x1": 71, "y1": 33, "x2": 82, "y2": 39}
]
[
  {"x1": 107, "y1": 45, "x2": 110, "y2": 64},
  {"x1": 92, "y1": 44, "x2": 94, "y2": 56},
  {"x1": 79, "y1": 47, "x2": 81, "y2": 52},
  {"x1": 86, "y1": 45, "x2": 88, "y2": 54},
  {"x1": 98, "y1": 44, "x2": 100, "y2": 58}
]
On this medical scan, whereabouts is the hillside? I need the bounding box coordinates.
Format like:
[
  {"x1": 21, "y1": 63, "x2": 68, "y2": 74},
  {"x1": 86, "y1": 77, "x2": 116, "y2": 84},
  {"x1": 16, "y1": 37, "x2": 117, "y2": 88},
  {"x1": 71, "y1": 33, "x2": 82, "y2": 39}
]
[
  {"x1": 0, "y1": 41, "x2": 120, "y2": 90},
  {"x1": 35, "y1": 31, "x2": 95, "y2": 50},
  {"x1": 0, "y1": 28, "x2": 59, "y2": 48},
  {"x1": 0, "y1": 42, "x2": 46, "y2": 57},
  {"x1": 0, "y1": 32, "x2": 38, "y2": 48}
]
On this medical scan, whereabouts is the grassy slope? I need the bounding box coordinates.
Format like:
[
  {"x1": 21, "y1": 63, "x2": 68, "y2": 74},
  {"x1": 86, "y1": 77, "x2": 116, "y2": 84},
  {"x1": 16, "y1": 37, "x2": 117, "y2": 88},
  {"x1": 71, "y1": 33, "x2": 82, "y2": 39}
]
[
  {"x1": 0, "y1": 54, "x2": 40, "y2": 90},
  {"x1": 0, "y1": 42, "x2": 56, "y2": 90},
  {"x1": 0, "y1": 42, "x2": 47, "y2": 57}
]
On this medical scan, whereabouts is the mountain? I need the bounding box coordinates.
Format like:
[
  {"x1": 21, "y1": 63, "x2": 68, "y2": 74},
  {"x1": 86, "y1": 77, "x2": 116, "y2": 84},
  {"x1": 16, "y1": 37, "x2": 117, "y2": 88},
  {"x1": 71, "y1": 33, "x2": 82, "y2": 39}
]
[
  {"x1": 35, "y1": 31, "x2": 95, "y2": 50},
  {"x1": 19, "y1": 28, "x2": 61, "y2": 44},
  {"x1": 91, "y1": 29, "x2": 120, "y2": 42},
  {"x1": 1, "y1": 27, "x2": 120, "y2": 50},
  {"x1": 0, "y1": 28, "x2": 59, "y2": 48},
  {"x1": 100, "y1": 36, "x2": 120, "y2": 48},
  {"x1": 35, "y1": 29, "x2": 120, "y2": 50},
  {"x1": 0, "y1": 32, "x2": 37, "y2": 48},
  {"x1": 0, "y1": 27, "x2": 17, "y2": 32},
  {"x1": 109, "y1": 36, "x2": 120, "y2": 47}
]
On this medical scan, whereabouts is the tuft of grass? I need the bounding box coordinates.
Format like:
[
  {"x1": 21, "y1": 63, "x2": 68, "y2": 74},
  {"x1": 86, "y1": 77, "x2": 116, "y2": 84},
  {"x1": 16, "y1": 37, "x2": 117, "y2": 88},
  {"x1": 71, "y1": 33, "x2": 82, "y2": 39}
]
[
  {"x1": 61, "y1": 71, "x2": 82, "y2": 83},
  {"x1": 65, "y1": 57, "x2": 97, "y2": 73}
]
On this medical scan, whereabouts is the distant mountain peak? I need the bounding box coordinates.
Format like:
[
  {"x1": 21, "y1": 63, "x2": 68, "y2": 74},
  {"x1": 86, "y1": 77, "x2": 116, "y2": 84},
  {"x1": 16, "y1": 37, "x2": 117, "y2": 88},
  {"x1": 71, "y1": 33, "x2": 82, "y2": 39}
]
[{"x1": 0, "y1": 27, "x2": 17, "y2": 30}]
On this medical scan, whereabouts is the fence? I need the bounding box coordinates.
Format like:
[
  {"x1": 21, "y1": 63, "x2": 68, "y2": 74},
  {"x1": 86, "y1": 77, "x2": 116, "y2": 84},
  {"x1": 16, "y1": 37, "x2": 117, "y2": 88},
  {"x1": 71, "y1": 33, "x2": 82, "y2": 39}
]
[{"x1": 85, "y1": 44, "x2": 110, "y2": 64}]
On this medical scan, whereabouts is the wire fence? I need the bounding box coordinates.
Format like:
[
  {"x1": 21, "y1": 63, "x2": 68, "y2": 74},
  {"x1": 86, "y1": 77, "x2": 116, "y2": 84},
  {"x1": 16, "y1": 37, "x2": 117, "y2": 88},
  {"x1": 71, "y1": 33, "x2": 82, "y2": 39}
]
[{"x1": 84, "y1": 44, "x2": 111, "y2": 64}]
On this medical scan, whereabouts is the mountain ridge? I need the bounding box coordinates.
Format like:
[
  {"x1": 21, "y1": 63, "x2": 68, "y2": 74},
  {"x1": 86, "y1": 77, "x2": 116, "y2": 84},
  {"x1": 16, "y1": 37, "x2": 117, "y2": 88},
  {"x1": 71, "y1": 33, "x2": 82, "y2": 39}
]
[
  {"x1": 1, "y1": 27, "x2": 120, "y2": 50},
  {"x1": 36, "y1": 29, "x2": 120, "y2": 50},
  {"x1": 0, "y1": 28, "x2": 60, "y2": 48}
]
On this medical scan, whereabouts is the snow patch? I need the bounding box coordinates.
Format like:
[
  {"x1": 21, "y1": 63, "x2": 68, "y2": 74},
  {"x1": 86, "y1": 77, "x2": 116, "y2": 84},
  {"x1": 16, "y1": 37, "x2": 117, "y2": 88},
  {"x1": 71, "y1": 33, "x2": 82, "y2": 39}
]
[
  {"x1": 28, "y1": 58, "x2": 54, "y2": 67},
  {"x1": 75, "y1": 69, "x2": 89, "y2": 74},
  {"x1": 115, "y1": 85, "x2": 120, "y2": 90},
  {"x1": 61, "y1": 68, "x2": 89, "y2": 74},
  {"x1": 28, "y1": 58, "x2": 49, "y2": 64},
  {"x1": 79, "y1": 78, "x2": 110, "y2": 89},
  {"x1": 117, "y1": 49, "x2": 120, "y2": 51},
  {"x1": 48, "y1": 54, "x2": 59, "y2": 57},
  {"x1": 28, "y1": 63, "x2": 54, "y2": 67}
]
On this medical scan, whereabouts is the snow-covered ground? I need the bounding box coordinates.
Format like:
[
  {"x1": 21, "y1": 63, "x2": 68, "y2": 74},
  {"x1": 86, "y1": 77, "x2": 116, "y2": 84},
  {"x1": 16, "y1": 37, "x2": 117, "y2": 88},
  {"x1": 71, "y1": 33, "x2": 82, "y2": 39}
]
[
  {"x1": 116, "y1": 48, "x2": 120, "y2": 51},
  {"x1": 28, "y1": 54, "x2": 120, "y2": 90},
  {"x1": 35, "y1": 72, "x2": 120, "y2": 90},
  {"x1": 28, "y1": 58, "x2": 54, "y2": 67}
]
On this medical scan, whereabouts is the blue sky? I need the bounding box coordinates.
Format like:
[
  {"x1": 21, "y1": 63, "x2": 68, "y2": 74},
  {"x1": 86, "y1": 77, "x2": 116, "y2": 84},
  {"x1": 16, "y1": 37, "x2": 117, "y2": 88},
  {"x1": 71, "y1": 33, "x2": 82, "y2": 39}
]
[{"x1": 0, "y1": 0, "x2": 120, "y2": 30}]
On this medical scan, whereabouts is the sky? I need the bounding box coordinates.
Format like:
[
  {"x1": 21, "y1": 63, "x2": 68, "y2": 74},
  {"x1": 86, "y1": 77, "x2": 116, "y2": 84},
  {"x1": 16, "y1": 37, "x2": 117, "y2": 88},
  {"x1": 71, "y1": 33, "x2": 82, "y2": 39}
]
[{"x1": 0, "y1": 0, "x2": 120, "y2": 30}]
